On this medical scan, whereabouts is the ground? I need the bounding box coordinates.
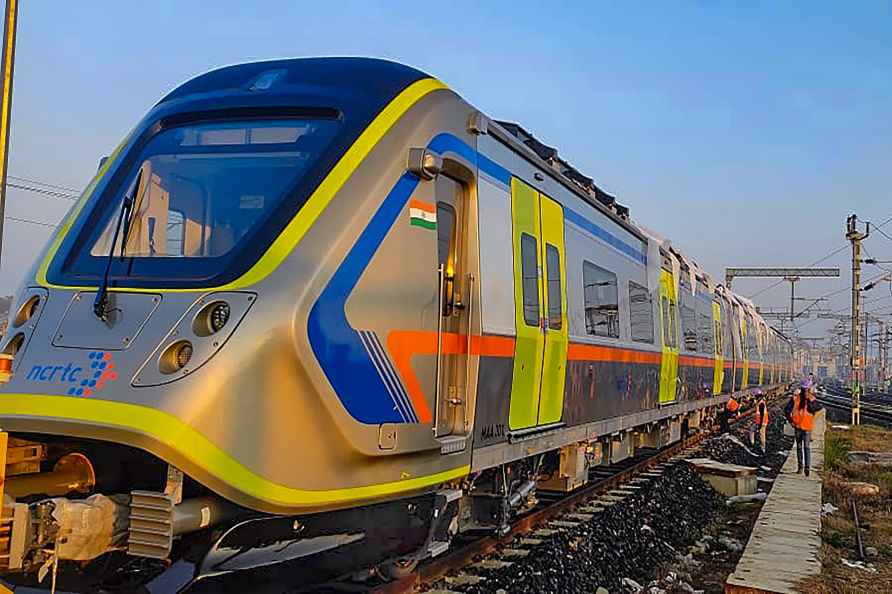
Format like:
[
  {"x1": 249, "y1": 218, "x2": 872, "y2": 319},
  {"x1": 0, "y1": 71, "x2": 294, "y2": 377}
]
[
  {"x1": 665, "y1": 403, "x2": 793, "y2": 593},
  {"x1": 801, "y1": 423, "x2": 892, "y2": 593}
]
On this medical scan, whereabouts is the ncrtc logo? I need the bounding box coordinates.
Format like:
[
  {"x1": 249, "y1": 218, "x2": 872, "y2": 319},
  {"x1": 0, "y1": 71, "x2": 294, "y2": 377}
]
[{"x1": 26, "y1": 351, "x2": 119, "y2": 397}]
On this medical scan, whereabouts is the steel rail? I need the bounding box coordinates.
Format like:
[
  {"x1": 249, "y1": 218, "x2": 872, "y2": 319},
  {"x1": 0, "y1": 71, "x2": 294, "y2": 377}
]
[{"x1": 370, "y1": 390, "x2": 782, "y2": 594}]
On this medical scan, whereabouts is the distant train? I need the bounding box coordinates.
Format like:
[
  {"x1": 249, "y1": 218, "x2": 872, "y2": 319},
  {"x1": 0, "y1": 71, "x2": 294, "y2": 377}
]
[{"x1": 0, "y1": 58, "x2": 791, "y2": 591}]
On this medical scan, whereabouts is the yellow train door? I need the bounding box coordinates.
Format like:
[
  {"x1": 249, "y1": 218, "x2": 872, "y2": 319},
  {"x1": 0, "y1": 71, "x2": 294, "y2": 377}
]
[
  {"x1": 658, "y1": 269, "x2": 679, "y2": 403},
  {"x1": 507, "y1": 178, "x2": 568, "y2": 430},
  {"x1": 538, "y1": 195, "x2": 569, "y2": 425},
  {"x1": 741, "y1": 316, "x2": 749, "y2": 389},
  {"x1": 712, "y1": 301, "x2": 723, "y2": 395}
]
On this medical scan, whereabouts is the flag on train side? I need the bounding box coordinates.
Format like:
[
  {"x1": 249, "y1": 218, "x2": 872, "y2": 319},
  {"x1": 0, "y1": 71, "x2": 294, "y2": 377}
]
[{"x1": 409, "y1": 199, "x2": 436, "y2": 230}]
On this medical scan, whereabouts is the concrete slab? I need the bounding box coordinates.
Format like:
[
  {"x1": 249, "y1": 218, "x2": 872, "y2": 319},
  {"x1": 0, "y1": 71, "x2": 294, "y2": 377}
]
[
  {"x1": 725, "y1": 411, "x2": 825, "y2": 594},
  {"x1": 599, "y1": 494, "x2": 626, "y2": 502},
  {"x1": 566, "y1": 513, "x2": 594, "y2": 522},
  {"x1": 499, "y1": 548, "x2": 530, "y2": 558},
  {"x1": 445, "y1": 574, "x2": 486, "y2": 586},
  {"x1": 470, "y1": 559, "x2": 513, "y2": 571}
]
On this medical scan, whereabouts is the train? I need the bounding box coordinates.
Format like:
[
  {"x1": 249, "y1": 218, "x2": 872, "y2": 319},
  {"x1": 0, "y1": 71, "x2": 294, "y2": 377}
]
[{"x1": 0, "y1": 58, "x2": 792, "y2": 591}]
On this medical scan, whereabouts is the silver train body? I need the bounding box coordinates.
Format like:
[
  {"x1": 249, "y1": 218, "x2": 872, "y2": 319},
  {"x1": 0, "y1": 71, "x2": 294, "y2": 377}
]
[{"x1": 0, "y1": 58, "x2": 791, "y2": 590}]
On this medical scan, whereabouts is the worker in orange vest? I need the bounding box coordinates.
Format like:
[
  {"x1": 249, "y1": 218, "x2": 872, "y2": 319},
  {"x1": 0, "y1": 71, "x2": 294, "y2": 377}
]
[
  {"x1": 749, "y1": 394, "x2": 769, "y2": 453},
  {"x1": 721, "y1": 394, "x2": 740, "y2": 433},
  {"x1": 784, "y1": 383, "x2": 823, "y2": 476}
]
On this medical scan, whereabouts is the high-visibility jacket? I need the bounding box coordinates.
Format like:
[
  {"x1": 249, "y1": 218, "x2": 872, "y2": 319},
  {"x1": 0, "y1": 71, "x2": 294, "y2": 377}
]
[
  {"x1": 754, "y1": 399, "x2": 769, "y2": 427},
  {"x1": 790, "y1": 394, "x2": 815, "y2": 431},
  {"x1": 727, "y1": 397, "x2": 740, "y2": 413}
]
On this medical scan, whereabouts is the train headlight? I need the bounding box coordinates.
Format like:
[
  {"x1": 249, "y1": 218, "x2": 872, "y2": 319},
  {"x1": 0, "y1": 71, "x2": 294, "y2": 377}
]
[
  {"x1": 209, "y1": 303, "x2": 230, "y2": 333},
  {"x1": 175, "y1": 343, "x2": 193, "y2": 369},
  {"x1": 160, "y1": 340, "x2": 194, "y2": 374},
  {"x1": 136, "y1": 292, "x2": 255, "y2": 387},
  {"x1": 2, "y1": 333, "x2": 24, "y2": 357},
  {"x1": 13, "y1": 295, "x2": 40, "y2": 328},
  {"x1": 193, "y1": 301, "x2": 231, "y2": 336}
]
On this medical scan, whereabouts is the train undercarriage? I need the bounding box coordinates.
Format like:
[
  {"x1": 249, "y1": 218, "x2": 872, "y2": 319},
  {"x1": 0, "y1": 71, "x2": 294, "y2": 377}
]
[{"x1": 0, "y1": 401, "x2": 729, "y2": 592}]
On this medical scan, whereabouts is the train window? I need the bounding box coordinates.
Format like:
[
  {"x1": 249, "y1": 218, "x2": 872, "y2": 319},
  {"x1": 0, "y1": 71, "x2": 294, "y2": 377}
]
[
  {"x1": 78, "y1": 117, "x2": 340, "y2": 281},
  {"x1": 660, "y1": 297, "x2": 679, "y2": 348},
  {"x1": 695, "y1": 286, "x2": 713, "y2": 354},
  {"x1": 583, "y1": 261, "x2": 619, "y2": 338},
  {"x1": 721, "y1": 303, "x2": 733, "y2": 358},
  {"x1": 698, "y1": 312, "x2": 713, "y2": 354},
  {"x1": 436, "y1": 202, "x2": 456, "y2": 269},
  {"x1": 714, "y1": 318, "x2": 722, "y2": 356},
  {"x1": 745, "y1": 317, "x2": 758, "y2": 358},
  {"x1": 545, "y1": 244, "x2": 562, "y2": 330},
  {"x1": 679, "y1": 278, "x2": 698, "y2": 352},
  {"x1": 629, "y1": 281, "x2": 654, "y2": 343},
  {"x1": 520, "y1": 233, "x2": 540, "y2": 327}
]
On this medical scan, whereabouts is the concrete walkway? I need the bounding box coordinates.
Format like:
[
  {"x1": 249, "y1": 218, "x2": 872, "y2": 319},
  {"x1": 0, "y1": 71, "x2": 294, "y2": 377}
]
[{"x1": 725, "y1": 412, "x2": 825, "y2": 593}]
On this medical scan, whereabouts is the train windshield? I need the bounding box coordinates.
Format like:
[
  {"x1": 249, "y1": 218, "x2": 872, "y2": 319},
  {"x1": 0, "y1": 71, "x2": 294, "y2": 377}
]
[{"x1": 63, "y1": 118, "x2": 339, "y2": 284}]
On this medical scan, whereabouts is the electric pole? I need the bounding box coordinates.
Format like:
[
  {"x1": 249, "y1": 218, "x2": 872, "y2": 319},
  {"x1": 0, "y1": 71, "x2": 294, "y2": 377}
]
[
  {"x1": 883, "y1": 324, "x2": 888, "y2": 392},
  {"x1": 847, "y1": 214, "x2": 869, "y2": 425},
  {"x1": 787, "y1": 276, "x2": 799, "y2": 324},
  {"x1": 0, "y1": 0, "x2": 18, "y2": 269}
]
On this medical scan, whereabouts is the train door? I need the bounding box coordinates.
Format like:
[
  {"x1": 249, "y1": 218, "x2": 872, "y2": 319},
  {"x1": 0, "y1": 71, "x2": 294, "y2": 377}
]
[
  {"x1": 658, "y1": 269, "x2": 679, "y2": 404},
  {"x1": 722, "y1": 300, "x2": 734, "y2": 393},
  {"x1": 507, "y1": 179, "x2": 568, "y2": 430},
  {"x1": 757, "y1": 325, "x2": 765, "y2": 386},
  {"x1": 740, "y1": 315, "x2": 750, "y2": 389},
  {"x1": 731, "y1": 303, "x2": 742, "y2": 392},
  {"x1": 537, "y1": 196, "x2": 568, "y2": 425},
  {"x1": 712, "y1": 301, "x2": 723, "y2": 395},
  {"x1": 434, "y1": 174, "x2": 470, "y2": 437}
]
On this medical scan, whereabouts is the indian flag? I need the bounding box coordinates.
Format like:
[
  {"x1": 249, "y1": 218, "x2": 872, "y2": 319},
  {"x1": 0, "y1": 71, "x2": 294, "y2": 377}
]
[{"x1": 409, "y1": 199, "x2": 436, "y2": 230}]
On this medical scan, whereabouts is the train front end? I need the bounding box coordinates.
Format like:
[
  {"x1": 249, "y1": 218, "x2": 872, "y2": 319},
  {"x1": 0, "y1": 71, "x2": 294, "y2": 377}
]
[{"x1": 0, "y1": 58, "x2": 464, "y2": 590}]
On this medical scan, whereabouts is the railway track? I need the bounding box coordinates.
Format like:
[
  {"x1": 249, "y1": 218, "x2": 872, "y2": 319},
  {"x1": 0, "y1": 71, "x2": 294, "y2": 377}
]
[
  {"x1": 368, "y1": 395, "x2": 774, "y2": 594},
  {"x1": 816, "y1": 389, "x2": 892, "y2": 427}
]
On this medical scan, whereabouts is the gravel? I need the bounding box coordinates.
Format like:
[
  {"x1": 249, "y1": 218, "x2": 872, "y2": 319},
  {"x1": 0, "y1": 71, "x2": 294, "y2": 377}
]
[
  {"x1": 460, "y1": 464, "x2": 724, "y2": 594},
  {"x1": 448, "y1": 399, "x2": 796, "y2": 594}
]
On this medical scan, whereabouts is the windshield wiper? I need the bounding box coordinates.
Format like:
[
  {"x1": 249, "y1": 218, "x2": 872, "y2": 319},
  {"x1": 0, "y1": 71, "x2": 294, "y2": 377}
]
[{"x1": 93, "y1": 169, "x2": 143, "y2": 322}]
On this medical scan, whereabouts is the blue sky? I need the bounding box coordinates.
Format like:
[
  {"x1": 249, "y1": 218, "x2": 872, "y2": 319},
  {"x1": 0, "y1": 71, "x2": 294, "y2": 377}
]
[{"x1": 4, "y1": 1, "x2": 892, "y2": 343}]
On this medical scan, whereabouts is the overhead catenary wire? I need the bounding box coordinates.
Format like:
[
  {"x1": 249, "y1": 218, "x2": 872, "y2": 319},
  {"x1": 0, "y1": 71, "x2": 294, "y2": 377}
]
[
  {"x1": 0, "y1": 174, "x2": 80, "y2": 231},
  {"x1": 5, "y1": 215, "x2": 59, "y2": 228},
  {"x1": 794, "y1": 269, "x2": 892, "y2": 331},
  {"x1": 7, "y1": 182, "x2": 77, "y2": 200},
  {"x1": 8, "y1": 174, "x2": 79, "y2": 194},
  {"x1": 748, "y1": 244, "x2": 849, "y2": 299},
  {"x1": 749, "y1": 212, "x2": 892, "y2": 300},
  {"x1": 871, "y1": 224, "x2": 892, "y2": 246}
]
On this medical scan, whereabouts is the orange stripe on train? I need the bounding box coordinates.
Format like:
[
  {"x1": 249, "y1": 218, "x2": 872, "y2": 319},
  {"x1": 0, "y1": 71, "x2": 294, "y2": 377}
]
[
  {"x1": 678, "y1": 355, "x2": 716, "y2": 368},
  {"x1": 387, "y1": 331, "x2": 514, "y2": 421},
  {"x1": 387, "y1": 331, "x2": 668, "y2": 421},
  {"x1": 566, "y1": 343, "x2": 662, "y2": 364}
]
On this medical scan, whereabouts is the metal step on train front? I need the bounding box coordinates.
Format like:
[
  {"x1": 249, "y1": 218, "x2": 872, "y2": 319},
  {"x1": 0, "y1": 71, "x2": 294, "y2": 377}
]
[{"x1": 128, "y1": 490, "x2": 174, "y2": 559}]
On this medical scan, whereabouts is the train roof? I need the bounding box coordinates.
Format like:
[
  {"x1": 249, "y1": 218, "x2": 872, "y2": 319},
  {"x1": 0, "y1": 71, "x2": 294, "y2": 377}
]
[
  {"x1": 156, "y1": 57, "x2": 430, "y2": 132},
  {"x1": 495, "y1": 120, "x2": 629, "y2": 220}
]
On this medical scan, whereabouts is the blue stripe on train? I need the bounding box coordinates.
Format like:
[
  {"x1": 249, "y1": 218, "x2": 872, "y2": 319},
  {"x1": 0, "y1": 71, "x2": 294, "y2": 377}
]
[{"x1": 308, "y1": 132, "x2": 645, "y2": 424}]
